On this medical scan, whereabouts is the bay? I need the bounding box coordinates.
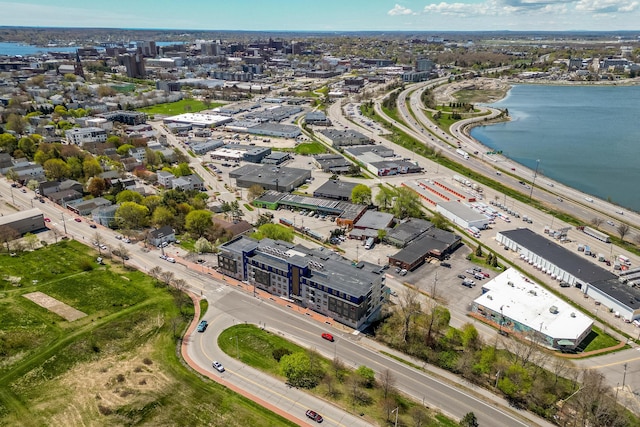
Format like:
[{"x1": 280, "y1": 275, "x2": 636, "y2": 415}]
[
  {"x1": 470, "y1": 84, "x2": 640, "y2": 212},
  {"x1": 0, "y1": 41, "x2": 182, "y2": 56}
]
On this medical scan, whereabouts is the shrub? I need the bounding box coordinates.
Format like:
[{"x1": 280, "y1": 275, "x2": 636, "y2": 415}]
[{"x1": 272, "y1": 347, "x2": 292, "y2": 362}]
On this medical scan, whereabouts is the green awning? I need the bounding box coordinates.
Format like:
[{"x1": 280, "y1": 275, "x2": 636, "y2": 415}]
[{"x1": 557, "y1": 340, "x2": 574, "y2": 346}]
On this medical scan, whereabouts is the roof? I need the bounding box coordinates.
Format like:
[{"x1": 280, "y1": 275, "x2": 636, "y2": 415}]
[
  {"x1": 354, "y1": 210, "x2": 394, "y2": 230},
  {"x1": 475, "y1": 269, "x2": 593, "y2": 341},
  {"x1": 437, "y1": 201, "x2": 489, "y2": 222},
  {"x1": 254, "y1": 190, "x2": 286, "y2": 204},
  {"x1": 149, "y1": 225, "x2": 175, "y2": 239},
  {"x1": 386, "y1": 218, "x2": 434, "y2": 244},
  {"x1": 212, "y1": 218, "x2": 253, "y2": 237},
  {"x1": 0, "y1": 208, "x2": 42, "y2": 227},
  {"x1": 391, "y1": 229, "x2": 461, "y2": 264},
  {"x1": 220, "y1": 235, "x2": 260, "y2": 255},
  {"x1": 313, "y1": 180, "x2": 358, "y2": 199},
  {"x1": 498, "y1": 228, "x2": 617, "y2": 284}
]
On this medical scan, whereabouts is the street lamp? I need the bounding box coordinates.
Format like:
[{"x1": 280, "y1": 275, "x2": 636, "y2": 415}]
[
  {"x1": 391, "y1": 407, "x2": 399, "y2": 427},
  {"x1": 529, "y1": 159, "x2": 540, "y2": 200},
  {"x1": 230, "y1": 336, "x2": 239, "y2": 359}
]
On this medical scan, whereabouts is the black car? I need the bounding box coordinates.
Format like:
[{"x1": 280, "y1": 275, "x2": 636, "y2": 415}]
[
  {"x1": 457, "y1": 274, "x2": 466, "y2": 279},
  {"x1": 440, "y1": 262, "x2": 451, "y2": 268}
]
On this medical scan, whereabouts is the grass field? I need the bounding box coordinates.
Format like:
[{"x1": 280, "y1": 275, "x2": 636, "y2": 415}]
[
  {"x1": 219, "y1": 324, "x2": 457, "y2": 426},
  {"x1": 0, "y1": 241, "x2": 295, "y2": 427},
  {"x1": 137, "y1": 99, "x2": 225, "y2": 116},
  {"x1": 294, "y1": 141, "x2": 327, "y2": 155}
]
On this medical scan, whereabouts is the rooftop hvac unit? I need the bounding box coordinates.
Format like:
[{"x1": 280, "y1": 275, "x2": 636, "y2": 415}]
[
  {"x1": 549, "y1": 306, "x2": 559, "y2": 314},
  {"x1": 507, "y1": 281, "x2": 514, "y2": 287},
  {"x1": 570, "y1": 312, "x2": 576, "y2": 318}
]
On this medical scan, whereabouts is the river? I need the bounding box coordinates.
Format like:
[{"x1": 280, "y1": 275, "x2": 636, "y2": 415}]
[{"x1": 470, "y1": 84, "x2": 640, "y2": 212}]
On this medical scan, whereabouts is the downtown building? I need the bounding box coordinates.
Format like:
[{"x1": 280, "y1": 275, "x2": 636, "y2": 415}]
[{"x1": 218, "y1": 236, "x2": 388, "y2": 329}]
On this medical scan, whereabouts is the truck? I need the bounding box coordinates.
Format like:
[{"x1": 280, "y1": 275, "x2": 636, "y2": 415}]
[
  {"x1": 456, "y1": 149, "x2": 470, "y2": 160},
  {"x1": 364, "y1": 237, "x2": 375, "y2": 250},
  {"x1": 584, "y1": 245, "x2": 592, "y2": 256},
  {"x1": 453, "y1": 175, "x2": 471, "y2": 187}
]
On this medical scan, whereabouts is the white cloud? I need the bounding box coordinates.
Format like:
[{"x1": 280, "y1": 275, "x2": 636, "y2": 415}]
[
  {"x1": 388, "y1": 4, "x2": 416, "y2": 15},
  {"x1": 575, "y1": 0, "x2": 638, "y2": 12}
]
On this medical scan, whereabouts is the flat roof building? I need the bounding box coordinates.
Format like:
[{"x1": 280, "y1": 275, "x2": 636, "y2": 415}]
[
  {"x1": 388, "y1": 228, "x2": 461, "y2": 271},
  {"x1": 218, "y1": 236, "x2": 388, "y2": 329},
  {"x1": 0, "y1": 208, "x2": 45, "y2": 235},
  {"x1": 436, "y1": 201, "x2": 489, "y2": 230},
  {"x1": 313, "y1": 180, "x2": 358, "y2": 201},
  {"x1": 163, "y1": 113, "x2": 233, "y2": 128},
  {"x1": 230, "y1": 165, "x2": 310, "y2": 192},
  {"x1": 497, "y1": 228, "x2": 640, "y2": 321},
  {"x1": 471, "y1": 268, "x2": 593, "y2": 350},
  {"x1": 319, "y1": 129, "x2": 373, "y2": 147}
]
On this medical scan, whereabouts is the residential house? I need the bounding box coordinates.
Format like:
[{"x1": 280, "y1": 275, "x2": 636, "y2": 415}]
[{"x1": 149, "y1": 226, "x2": 176, "y2": 247}]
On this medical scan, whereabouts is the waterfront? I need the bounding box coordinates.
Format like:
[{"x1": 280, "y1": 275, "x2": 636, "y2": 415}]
[
  {"x1": 0, "y1": 41, "x2": 182, "y2": 56},
  {"x1": 471, "y1": 84, "x2": 640, "y2": 212}
]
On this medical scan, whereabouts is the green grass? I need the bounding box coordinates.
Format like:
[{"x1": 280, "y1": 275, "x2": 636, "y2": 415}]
[
  {"x1": 294, "y1": 141, "x2": 327, "y2": 155},
  {"x1": 0, "y1": 241, "x2": 296, "y2": 426},
  {"x1": 137, "y1": 99, "x2": 224, "y2": 116},
  {"x1": 580, "y1": 326, "x2": 622, "y2": 353}
]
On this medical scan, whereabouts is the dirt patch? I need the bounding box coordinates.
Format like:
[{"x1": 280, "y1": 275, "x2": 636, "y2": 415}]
[
  {"x1": 22, "y1": 291, "x2": 87, "y2": 321},
  {"x1": 433, "y1": 77, "x2": 511, "y2": 104}
]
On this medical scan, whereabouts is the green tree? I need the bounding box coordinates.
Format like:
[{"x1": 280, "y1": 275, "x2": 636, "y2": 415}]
[
  {"x1": 460, "y1": 412, "x2": 479, "y2": 427},
  {"x1": 375, "y1": 185, "x2": 396, "y2": 210},
  {"x1": 351, "y1": 184, "x2": 372, "y2": 205},
  {"x1": 393, "y1": 187, "x2": 422, "y2": 219},
  {"x1": 355, "y1": 365, "x2": 376, "y2": 388},
  {"x1": 63, "y1": 73, "x2": 77, "y2": 82},
  {"x1": 116, "y1": 143, "x2": 135, "y2": 156},
  {"x1": 475, "y1": 244, "x2": 483, "y2": 257},
  {"x1": 115, "y1": 202, "x2": 149, "y2": 230},
  {"x1": 151, "y1": 205, "x2": 175, "y2": 228},
  {"x1": 116, "y1": 189, "x2": 143, "y2": 204},
  {"x1": 279, "y1": 352, "x2": 323, "y2": 389},
  {"x1": 82, "y1": 157, "x2": 102, "y2": 178},
  {"x1": 53, "y1": 105, "x2": 69, "y2": 117},
  {"x1": 17, "y1": 137, "x2": 36, "y2": 159},
  {"x1": 173, "y1": 162, "x2": 192, "y2": 177},
  {"x1": 430, "y1": 212, "x2": 450, "y2": 230},
  {"x1": 43, "y1": 158, "x2": 71, "y2": 180},
  {"x1": 251, "y1": 223, "x2": 294, "y2": 242},
  {"x1": 0, "y1": 133, "x2": 18, "y2": 153},
  {"x1": 66, "y1": 156, "x2": 83, "y2": 180},
  {"x1": 141, "y1": 195, "x2": 163, "y2": 212},
  {"x1": 247, "y1": 184, "x2": 265, "y2": 201},
  {"x1": 185, "y1": 210, "x2": 213, "y2": 238},
  {"x1": 107, "y1": 135, "x2": 122, "y2": 146}
]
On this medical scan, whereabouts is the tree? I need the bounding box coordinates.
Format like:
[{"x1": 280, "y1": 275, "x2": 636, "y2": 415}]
[
  {"x1": 279, "y1": 352, "x2": 323, "y2": 389},
  {"x1": 185, "y1": 210, "x2": 213, "y2": 238},
  {"x1": 43, "y1": 158, "x2": 71, "y2": 180},
  {"x1": 251, "y1": 223, "x2": 294, "y2": 242},
  {"x1": 459, "y1": 412, "x2": 479, "y2": 427},
  {"x1": 82, "y1": 157, "x2": 103, "y2": 179},
  {"x1": 375, "y1": 185, "x2": 396, "y2": 210},
  {"x1": 93, "y1": 231, "x2": 107, "y2": 255},
  {"x1": 591, "y1": 217, "x2": 604, "y2": 229},
  {"x1": 617, "y1": 223, "x2": 630, "y2": 240},
  {"x1": 114, "y1": 243, "x2": 130, "y2": 266},
  {"x1": 378, "y1": 368, "x2": 396, "y2": 400},
  {"x1": 6, "y1": 114, "x2": 27, "y2": 135},
  {"x1": 173, "y1": 162, "x2": 192, "y2": 177},
  {"x1": 115, "y1": 202, "x2": 149, "y2": 230},
  {"x1": 430, "y1": 212, "x2": 450, "y2": 230},
  {"x1": 0, "y1": 133, "x2": 18, "y2": 153},
  {"x1": 355, "y1": 365, "x2": 375, "y2": 388},
  {"x1": 151, "y1": 206, "x2": 175, "y2": 228},
  {"x1": 247, "y1": 184, "x2": 265, "y2": 201},
  {"x1": 116, "y1": 189, "x2": 143, "y2": 204},
  {"x1": 194, "y1": 237, "x2": 213, "y2": 253},
  {"x1": 475, "y1": 244, "x2": 483, "y2": 257},
  {"x1": 23, "y1": 233, "x2": 39, "y2": 251},
  {"x1": 116, "y1": 143, "x2": 135, "y2": 156},
  {"x1": 254, "y1": 212, "x2": 273, "y2": 228},
  {"x1": 159, "y1": 270, "x2": 175, "y2": 287},
  {"x1": 17, "y1": 136, "x2": 36, "y2": 159},
  {"x1": 393, "y1": 187, "x2": 422, "y2": 219},
  {"x1": 87, "y1": 177, "x2": 107, "y2": 197},
  {"x1": 351, "y1": 184, "x2": 372, "y2": 205}
]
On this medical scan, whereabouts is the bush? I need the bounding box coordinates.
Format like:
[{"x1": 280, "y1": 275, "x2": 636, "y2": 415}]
[{"x1": 272, "y1": 347, "x2": 293, "y2": 362}]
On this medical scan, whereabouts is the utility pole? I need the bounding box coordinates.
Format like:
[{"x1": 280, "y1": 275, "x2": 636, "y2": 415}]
[
  {"x1": 622, "y1": 363, "x2": 628, "y2": 389},
  {"x1": 529, "y1": 159, "x2": 540, "y2": 200}
]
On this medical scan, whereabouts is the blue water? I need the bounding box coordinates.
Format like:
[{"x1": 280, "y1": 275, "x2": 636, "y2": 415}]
[
  {"x1": 470, "y1": 84, "x2": 640, "y2": 212},
  {"x1": 0, "y1": 41, "x2": 182, "y2": 56}
]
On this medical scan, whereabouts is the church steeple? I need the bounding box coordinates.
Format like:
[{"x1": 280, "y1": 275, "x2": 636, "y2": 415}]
[{"x1": 74, "y1": 49, "x2": 85, "y2": 78}]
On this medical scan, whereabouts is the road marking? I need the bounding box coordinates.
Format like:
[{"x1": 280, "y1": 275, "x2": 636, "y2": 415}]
[{"x1": 585, "y1": 355, "x2": 640, "y2": 369}]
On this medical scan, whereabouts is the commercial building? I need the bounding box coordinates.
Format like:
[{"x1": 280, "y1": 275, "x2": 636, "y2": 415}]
[
  {"x1": 313, "y1": 180, "x2": 358, "y2": 201},
  {"x1": 261, "y1": 151, "x2": 290, "y2": 165},
  {"x1": 190, "y1": 139, "x2": 224, "y2": 155},
  {"x1": 119, "y1": 53, "x2": 146, "y2": 78},
  {"x1": 230, "y1": 165, "x2": 310, "y2": 192},
  {"x1": 0, "y1": 208, "x2": 45, "y2": 235},
  {"x1": 496, "y1": 228, "x2": 640, "y2": 321},
  {"x1": 217, "y1": 236, "x2": 388, "y2": 329},
  {"x1": 435, "y1": 201, "x2": 489, "y2": 230},
  {"x1": 471, "y1": 269, "x2": 593, "y2": 350},
  {"x1": 247, "y1": 123, "x2": 301, "y2": 138},
  {"x1": 65, "y1": 127, "x2": 108, "y2": 145},
  {"x1": 252, "y1": 191, "x2": 367, "y2": 228},
  {"x1": 304, "y1": 111, "x2": 331, "y2": 126},
  {"x1": 385, "y1": 218, "x2": 434, "y2": 248},
  {"x1": 209, "y1": 145, "x2": 271, "y2": 163},
  {"x1": 313, "y1": 154, "x2": 352, "y2": 174},
  {"x1": 388, "y1": 228, "x2": 461, "y2": 271},
  {"x1": 319, "y1": 129, "x2": 373, "y2": 147},
  {"x1": 163, "y1": 113, "x2": 233, "y2": 128},
  {"x1": 98, "y1": 111, "x2": 147, "y2": 126}
]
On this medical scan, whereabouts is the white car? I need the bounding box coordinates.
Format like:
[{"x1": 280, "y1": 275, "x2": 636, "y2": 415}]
[
  {"x1": 122, "y1": 238, "x2": 131, "y2": 243},
  {"x1": 166, "y1": 257, "x2": 176, "y2": 263},
  {"x1": 212, "y1": 361, "x2": 225, "y2": 372},
  {"x1": 607, "y1": 221, "x2": 615, "y2": 226}
]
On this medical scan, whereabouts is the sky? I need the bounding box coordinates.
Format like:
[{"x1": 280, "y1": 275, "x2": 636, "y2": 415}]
[{"x1": 0, "y1": 0, "x2": 639, "y2": 32}]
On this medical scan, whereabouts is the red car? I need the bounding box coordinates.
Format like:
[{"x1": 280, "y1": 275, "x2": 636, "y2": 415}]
[
  {"x1": 74, "y1": 218, "x2": 82, "y2": 222},
  {"x1": 305, "y1": 409, "x2": 323, "y2": 423},
  {"x1": 321, "y1": 333, "x2": 334, "y2": 342},
  {"x1": 44, "y1": 218, "x2": 51, "y2": 222},
  {"x1": 481, "y1": 272, "x2": 490, "y2": 278}
]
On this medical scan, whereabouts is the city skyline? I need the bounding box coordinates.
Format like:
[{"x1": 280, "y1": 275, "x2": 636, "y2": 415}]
[{"x1": 1, "y1": 0, "x2": 638, "y2": 33}]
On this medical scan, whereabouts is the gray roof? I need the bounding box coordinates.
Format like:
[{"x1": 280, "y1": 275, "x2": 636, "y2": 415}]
[
  {"x1": 387, "y1": 218, "x2": 434, "y2": 245},
  {"x1": 391, "y1": 230, "x2": 461, "y2": 264},
  {"x1": 438, "y1": 201, "x2": 489, "y2": 222},
  {"x1": 499, "y1": 229, "x2": 616, "y2": 283},
  {"x1": 149, "y1": 225, "x2": 175, "y2": 239},
  {"x1": 220, "y1": 235, "x2": 260, "y2": 255},
  {"x1": 255, "y1": 190, "x2": 286, "y2": 204},
  {"x1": 313, "y1": 180, "x2": 358, "y2": 199},
  {"x1": 354, "y1": 210, "x2": 394, "y2": 230}
]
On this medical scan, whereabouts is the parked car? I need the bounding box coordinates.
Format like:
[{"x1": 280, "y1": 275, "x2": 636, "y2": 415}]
[
  {"x1": 480, "y1": 272, "x2": 490, "y2": 278},
  {"x1": 457, "y1": 274, "x2": 466, "y2": 280},
  {"x1": 321, "y1": 332, "x2": 334, "y2": 342},
  {"x1": 559, "y1": 282, "x2": 571, "y2": 288},
  {"x1": 440, "y1": 262, "x2": 451, "y2": 268},
  {"x1": 89, "y1": 224, "x2": 97, "y2": 229},
  {"x1": 44, "y1": 218, "x2": 51, "y2": 223},
  {"x1": 166, "y1": 257, "x2": 176, "y2": 263},
  {"x1": 212, "y1": 361, "x2": 225, "y2": 372},
  {"x1": 465, "y1": 269, "x2": 475, "y2": 275},
  {"x1": 399, "y1": 269, "x2": 408, "y2": 276},
  {"x1": 196, "y1": 320, "x2": 208, "y2": 332},
  {"x1": 74, "y1": 218, "x2": 82, "y2": 222},
  {"x1": 305, "y1": 410, "x2": 323, "y2": 423},
  {"x1": 122, "y1": 238, "x2": 131, "y2": 244}
]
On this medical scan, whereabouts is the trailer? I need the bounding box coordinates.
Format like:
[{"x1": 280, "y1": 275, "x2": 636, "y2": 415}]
[
  {"x1": 456, "y1": 149, "x2": 469, "y2": 160},
  {"x1": 581, "y1": 226, "x2": 611, "y2": 243}
]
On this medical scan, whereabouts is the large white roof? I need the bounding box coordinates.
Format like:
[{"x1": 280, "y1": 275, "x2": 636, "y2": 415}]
[{"x1": 474, "y1": 268, "x2": 592, "y2": 340}]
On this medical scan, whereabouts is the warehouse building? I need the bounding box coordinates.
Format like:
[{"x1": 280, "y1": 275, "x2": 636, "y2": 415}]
[
  {"x1": 218, "y1": 236, "x2": 388, "y2": 329},
  {"x1": 313, "y1": 180, "x2": 358, "y2": 201},
  {"x1": 0, "y1": 208, "x2": 46, "y2": 235},
  {"x1": 388, "y1": 228, "x2": 461, "y2": 271},
  {"x1": 163, "y1": 113, "x2": 233, "y2": 128},
  {"x1": 436, "y1": 201, "x2": 489, "y2": 230},
  {"x1": 471, "y1": 268, "x2": 593, "y2": 350},
  {"x1": 385, "y1": 218, "x2": 434, "y2": 248},
  {"x1": 230, "y1": 165, "x2": 310, "y2": 192},
  {"x1": 497, "y1": 228, "x2": 640, "y2": 321},
  {"x1": 319, "y1": 129, "x2": 373, "y2": 147}
]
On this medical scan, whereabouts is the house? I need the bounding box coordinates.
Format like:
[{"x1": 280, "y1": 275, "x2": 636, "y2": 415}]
[
  {"x1": 67, "y1": 197, "x2": 112, "y2": 216},
  {"x1": 129, "y1": 147, "x2": 147, "y2": 162},
  {"x1": 92, "y1": 204, "x2": 119, "y2": 227},
  {"x1": 157, "y1": 171, "x2": 175, "y2": 188},
  {"x1": 171, "y1": 174, "x2": 204, "y2": 191},
  {"x1": 149, "y1": 226, "x2": 176, "y2": 247},
  {"x1": 65, "y1": 127, "x2": 108, "y2": 145}
]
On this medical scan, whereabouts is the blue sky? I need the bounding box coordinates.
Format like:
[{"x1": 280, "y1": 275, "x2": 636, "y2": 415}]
[{"x1": 1, "y1": 0, "x2": 638, "y2": 32}]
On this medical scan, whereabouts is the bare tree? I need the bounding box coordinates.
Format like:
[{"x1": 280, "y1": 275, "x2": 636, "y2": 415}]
[
  {"x1": 332, "y1": 357, "x2": 346, "y2": 383},
  {"x1": 398, "y1": 287, "x2": 421, "y2": 344},
  {"x1": 93, "y1": 231, "x2": 106, "y2": 255},
  {"x1": 379, "y1": 368, "x2": 396, "y2": 400},
  {"x1": 616, "y1": 223, "x2": 630, "y2": 241},
  {"x1": 149, "y1": 266, "x2": 162, "y2": 282},
  {"x1": 634, "y1": 234, "x2": 640, "y2": 246},
  {"x1": 115, "y1": 243, "x2": 130, "y2": 266},
  {"x1": 591, "y1": 217, "x2": 604, "y2": 229},
  {"x1": 322, "y1": 373, "x2": 339, "y2": 398},
  {"x1": 0, "y1": 225, "x2": 20, "y2": 252},
  {"x1": 410, "y1": 406, "x2": 430, "y2": 427},
  {"x1": 173, "y1": 278, "x2": 187, "y2": 291},
  {"x1": 382, "y1": 397, "x2": 396, "y2": 422},
  {"x1": 159, "y1": 271, "x2": 175, "y2": 287}
]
